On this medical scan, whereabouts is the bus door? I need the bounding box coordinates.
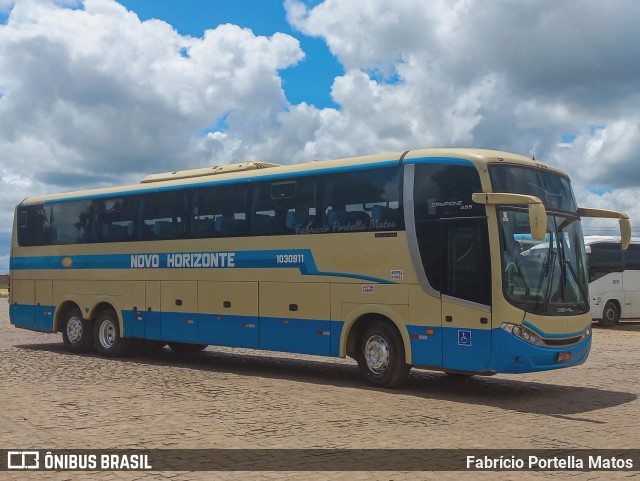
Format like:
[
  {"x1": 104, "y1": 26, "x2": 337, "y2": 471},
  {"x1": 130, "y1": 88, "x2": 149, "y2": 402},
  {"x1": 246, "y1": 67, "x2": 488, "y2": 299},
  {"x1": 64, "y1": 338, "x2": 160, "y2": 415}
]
[{"x1": 439, "y1": 218, "x2": 492, "y2": 372}]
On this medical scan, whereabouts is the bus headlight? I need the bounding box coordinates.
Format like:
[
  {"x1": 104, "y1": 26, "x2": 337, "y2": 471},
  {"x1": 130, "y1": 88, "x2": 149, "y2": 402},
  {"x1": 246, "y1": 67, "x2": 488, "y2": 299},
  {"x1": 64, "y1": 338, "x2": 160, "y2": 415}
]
[
  {"x1": 578, "y1": 328, "x2": 591, "y2": 342},
  {"x1": 501, "y1": 323, "x2": 543, "y2": 346}
]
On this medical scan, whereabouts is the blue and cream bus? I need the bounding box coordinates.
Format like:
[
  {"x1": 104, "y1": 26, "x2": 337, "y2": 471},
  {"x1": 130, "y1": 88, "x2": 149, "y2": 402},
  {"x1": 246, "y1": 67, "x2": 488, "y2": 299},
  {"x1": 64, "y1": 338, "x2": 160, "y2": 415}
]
[{"x1": 8, "y1": 149, "x2": 631, "y2": 387}]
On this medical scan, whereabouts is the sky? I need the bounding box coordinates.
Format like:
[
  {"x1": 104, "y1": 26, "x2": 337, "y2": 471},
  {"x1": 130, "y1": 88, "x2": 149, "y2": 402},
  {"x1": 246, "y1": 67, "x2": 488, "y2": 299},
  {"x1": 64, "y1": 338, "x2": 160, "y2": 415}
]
[{"x1": 1, "y1": 0, "x2": 640, "y2": 271}]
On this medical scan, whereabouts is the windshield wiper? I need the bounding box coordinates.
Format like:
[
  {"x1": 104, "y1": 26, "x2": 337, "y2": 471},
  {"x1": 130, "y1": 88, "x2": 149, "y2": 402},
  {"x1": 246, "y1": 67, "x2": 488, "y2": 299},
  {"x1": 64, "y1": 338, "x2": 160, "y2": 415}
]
[
  {"x1": 565, "y1": 260, "x2": 589, "y2": 308},
  {"x1": 540, "y1": 251, "x2": 557, "y2": 312}
]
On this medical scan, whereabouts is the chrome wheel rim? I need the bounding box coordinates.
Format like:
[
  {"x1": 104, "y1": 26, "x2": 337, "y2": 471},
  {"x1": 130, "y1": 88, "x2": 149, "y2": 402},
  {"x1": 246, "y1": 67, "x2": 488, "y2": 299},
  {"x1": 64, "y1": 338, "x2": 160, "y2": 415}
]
[
  {"x1": 98, "y1": 319, "x2": 117, "y2": 349},
  {"x1": 66, "y1": 316, "x2": 83, "y2": 344},
  {"x1": 364, "y1": 335, "x2": 390, "y2": 375}
]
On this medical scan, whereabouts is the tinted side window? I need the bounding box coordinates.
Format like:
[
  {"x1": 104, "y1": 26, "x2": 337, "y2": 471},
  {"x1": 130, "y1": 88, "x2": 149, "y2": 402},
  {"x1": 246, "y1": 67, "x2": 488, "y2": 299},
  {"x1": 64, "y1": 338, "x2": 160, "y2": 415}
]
[
  {"x1": 17, "y1": 204, "x2": 53, "y2": 246},
  {"x1": 414, "y1": 164, "x2": 484, "y2": 220},
  {"x1": 322, "y1": 167, "x2": 402, "y2": 233},
  {"x1": 413, "y1": 164, "x2": 485, "y2": 292},
  {"x1": 90, "y1": 197, "x2": 136, "y2": 243},
  {"x1": 250, "y1": 177, "x2": 318, "y2": 236},
  {"x1": 191, "y1": 185, "x2": 247, "y2": 238},
  {"x1": 623, "y1": 244, "x2": 640, "y2": 270},
  {"x1": 50, "y1": 200, "x2": 93, "y2": 245},
  {"x1": 443, "y1": 219, "x2": 491, "y2": 305},
  {"x1": 589, "y1": 243, "x2": 622, "y2": 282},
  {"x1": 139, "y1": 190, "x2": 189, "y2": 240}
]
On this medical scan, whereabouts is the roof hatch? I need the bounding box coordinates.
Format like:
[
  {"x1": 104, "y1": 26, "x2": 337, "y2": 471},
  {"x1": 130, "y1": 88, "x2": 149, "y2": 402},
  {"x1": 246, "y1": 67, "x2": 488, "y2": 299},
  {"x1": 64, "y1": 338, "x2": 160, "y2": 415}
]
[{"x1": 140, "y1": 161, "x2": 282, "y2": 184}]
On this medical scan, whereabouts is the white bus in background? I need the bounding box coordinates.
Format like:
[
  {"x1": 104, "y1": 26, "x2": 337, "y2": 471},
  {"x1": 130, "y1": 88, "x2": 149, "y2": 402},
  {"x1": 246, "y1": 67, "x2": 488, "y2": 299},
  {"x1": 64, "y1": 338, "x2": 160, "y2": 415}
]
[{"x1": 585, "y1": 236, "x2": 640, "y2": 326}]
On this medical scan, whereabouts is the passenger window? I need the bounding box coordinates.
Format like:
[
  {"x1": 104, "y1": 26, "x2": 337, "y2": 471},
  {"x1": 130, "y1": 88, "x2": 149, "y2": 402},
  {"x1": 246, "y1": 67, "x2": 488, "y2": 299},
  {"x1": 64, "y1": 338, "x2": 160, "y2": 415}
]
[
  {"x1": 18, "y1": 204, "x2": 53, "y2": 246},
  {"x1": 91, "y1": 197, "x2": 136, "y2": 243},
  {"x1": 139, "y1": 191, "x2": 188, "y2": 240},
  {"x1": 589, "y1": 243, "x2": 622, "y2": 282},
  {"x1": 251, "y1": 177, "x2": 318, "y2": 236},
  {"x1": 191, "y1": 185, "x2": 247, "y2": 238},
  {"x1": 51, "y1": 200, "x2": 93, "y2": 244},
  {"x1": 623, "y1": 244, "x2": 640, "y2": 270},
  {"x1": 322, "y1": 167, "x2": 402, "y2": 233}
]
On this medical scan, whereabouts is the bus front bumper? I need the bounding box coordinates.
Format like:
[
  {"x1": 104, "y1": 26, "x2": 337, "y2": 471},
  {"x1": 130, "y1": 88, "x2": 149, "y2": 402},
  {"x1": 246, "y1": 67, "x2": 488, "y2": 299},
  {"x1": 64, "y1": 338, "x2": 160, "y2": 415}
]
[{"x1": 487, "y1": 328, "x2": 592, "y2": 374}]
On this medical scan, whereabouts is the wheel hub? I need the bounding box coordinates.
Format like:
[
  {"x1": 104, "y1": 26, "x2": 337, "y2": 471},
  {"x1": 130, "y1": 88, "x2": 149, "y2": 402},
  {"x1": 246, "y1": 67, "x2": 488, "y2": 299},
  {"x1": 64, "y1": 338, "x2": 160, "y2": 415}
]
[
  {"x1": 98, "y1": 320, "x2": 116, "y2": 349},
  {"x1": 66, "y1": 316, "x2": 83, "y2": 343},
  {"x1": 364, "y1": 335, "x2": 390, "y2": 374}
]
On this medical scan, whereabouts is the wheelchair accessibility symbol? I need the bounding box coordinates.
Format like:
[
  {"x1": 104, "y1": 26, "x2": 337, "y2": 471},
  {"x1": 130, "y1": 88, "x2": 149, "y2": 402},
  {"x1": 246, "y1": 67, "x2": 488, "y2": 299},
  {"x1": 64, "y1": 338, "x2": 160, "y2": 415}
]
[{"x1": 458, "y1": 330, "x2": 472, "y2": 347}]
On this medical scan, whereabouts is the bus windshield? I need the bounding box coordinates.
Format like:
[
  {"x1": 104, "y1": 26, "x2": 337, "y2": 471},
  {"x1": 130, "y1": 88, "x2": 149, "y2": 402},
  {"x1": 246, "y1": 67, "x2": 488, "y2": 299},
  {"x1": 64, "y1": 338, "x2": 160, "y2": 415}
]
[{"x1": 498, "y1": 209, "x2": 589, "y2": 316}]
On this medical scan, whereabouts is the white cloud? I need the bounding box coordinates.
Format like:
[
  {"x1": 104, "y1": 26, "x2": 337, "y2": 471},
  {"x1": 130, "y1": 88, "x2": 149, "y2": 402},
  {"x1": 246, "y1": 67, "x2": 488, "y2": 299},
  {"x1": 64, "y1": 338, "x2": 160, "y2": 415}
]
[
  {"x1": 0, "y1": 0, "x2": 303, "y2": 180},
  {"x1": 284, "y1": 0, "x2": 640, "y2": 230}
]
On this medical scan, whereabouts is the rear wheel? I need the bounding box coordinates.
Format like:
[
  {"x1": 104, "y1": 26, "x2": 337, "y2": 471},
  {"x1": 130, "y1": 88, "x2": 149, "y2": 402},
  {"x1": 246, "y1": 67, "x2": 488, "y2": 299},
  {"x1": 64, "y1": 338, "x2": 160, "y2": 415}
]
[
  {"x1": 94, "y1": 310, "x2": 131, "y2": 357},
  {"x1": 600, "y1": 301, "x2": 620, "y2": 327},
  {"x1": 357, "y1": 320, "x2": 410, "y2": 388},
  {"x1": 61, "y1": 307, "x2": 93, "y2": 353}
]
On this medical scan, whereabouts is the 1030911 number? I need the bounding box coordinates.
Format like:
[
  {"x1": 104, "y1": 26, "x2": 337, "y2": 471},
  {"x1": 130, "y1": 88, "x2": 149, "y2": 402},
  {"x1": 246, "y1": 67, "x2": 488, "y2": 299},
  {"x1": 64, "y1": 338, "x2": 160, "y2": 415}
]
[{"x1": 276, "y1": 254, "x2": 304, "y2": 264}]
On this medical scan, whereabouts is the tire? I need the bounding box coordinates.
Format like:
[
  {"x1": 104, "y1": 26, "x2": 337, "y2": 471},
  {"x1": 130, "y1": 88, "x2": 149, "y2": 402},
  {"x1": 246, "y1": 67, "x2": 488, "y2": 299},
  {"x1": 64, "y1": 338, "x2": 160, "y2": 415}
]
[
  {"x1": 168, "y1": 342, "x2": 208, "y2": 353},
  {"x1": 357, "y1": 320, "x2": 410, "y2": 388},
  {"x1": 600, "y1": 301, "x2": 620, "y2": 327},
  {"x1": 61, "y1": 306, "x2": 94, "y2": 353},
  {"x1": 93, "y1": 309, "x2": 131, "y2": 357}
]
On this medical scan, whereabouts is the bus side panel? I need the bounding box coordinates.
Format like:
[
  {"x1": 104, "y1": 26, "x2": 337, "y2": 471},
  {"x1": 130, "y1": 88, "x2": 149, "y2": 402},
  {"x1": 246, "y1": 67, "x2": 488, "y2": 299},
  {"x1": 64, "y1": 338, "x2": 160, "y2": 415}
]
[
  {"x1": 9, "y1": 279, "x2": 35, "y2": 329},
  {"x1": 34, "y1": 280, "x2": 54, "y2": 332},
  {"x1": 332, "y1": 283, "x2": 410, "y2": 359},
  {"x1": 589, "y1": 273, "x2": 622, "y2": 319},
  {"x1": 408, "y1": 285, "x2": 443, "y2": 368},
  {"x1": 198, "y1": 281, "x2": 259, "y2": 348},
  {"x1": 259, "y1": 282, "x2": 331, "y2": 356},
  {"x1": 623, "y1": 269, "x2": 640, "y2": 318},
  {"x1": 121, "y1": 281, "x2": 146, "y2": 338},
  {"x1": 160, "y1": 281, "x2": 198, "y2": 343},
  {"x1": 145, "y1": 281, "x2": 161, "y2": 340}
]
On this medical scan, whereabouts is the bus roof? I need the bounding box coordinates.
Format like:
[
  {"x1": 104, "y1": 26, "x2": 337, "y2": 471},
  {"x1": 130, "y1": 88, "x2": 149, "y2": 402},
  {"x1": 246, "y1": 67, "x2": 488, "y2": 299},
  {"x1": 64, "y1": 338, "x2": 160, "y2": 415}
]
[
  {"x1": 583, "y1": 235, "x2": 640, "y2": 246},
  {"x1": 20, "y1": 148, "x2": 569, "y2": 206}
]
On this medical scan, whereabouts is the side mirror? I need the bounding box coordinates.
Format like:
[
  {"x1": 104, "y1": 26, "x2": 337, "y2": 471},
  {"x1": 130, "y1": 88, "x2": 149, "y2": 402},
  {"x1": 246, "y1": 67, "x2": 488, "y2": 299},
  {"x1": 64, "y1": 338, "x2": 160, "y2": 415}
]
[
  {"x1": 472, "y1": 193, "x2": 547, "y2": 240},
  {"x1": 577, "y1": 208, "x2": 631, "y2": 250}
]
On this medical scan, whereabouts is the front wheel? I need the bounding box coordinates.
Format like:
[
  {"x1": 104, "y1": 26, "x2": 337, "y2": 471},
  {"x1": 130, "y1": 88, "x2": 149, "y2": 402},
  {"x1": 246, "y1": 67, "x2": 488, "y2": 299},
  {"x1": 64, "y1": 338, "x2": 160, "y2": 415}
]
[
  {"x1": 600, "y1": 301, "x2": 620, "y2": 327},
  {"x1": 357, "y1": 321, "x2": 410, "y2": 388},
  {"x1": 61, "y1": 307, "x2": 93, "y2": 353},
  {"x1": 94, "y1": 310, "x2": 131, "y2": 357}
]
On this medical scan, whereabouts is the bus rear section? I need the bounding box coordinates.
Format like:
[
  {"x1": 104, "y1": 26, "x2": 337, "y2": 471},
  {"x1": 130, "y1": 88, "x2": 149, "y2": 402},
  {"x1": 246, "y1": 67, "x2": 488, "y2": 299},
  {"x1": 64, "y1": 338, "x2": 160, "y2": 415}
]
[{"x1": 586, "y1": 236, "x2": 640, "y2": 326}]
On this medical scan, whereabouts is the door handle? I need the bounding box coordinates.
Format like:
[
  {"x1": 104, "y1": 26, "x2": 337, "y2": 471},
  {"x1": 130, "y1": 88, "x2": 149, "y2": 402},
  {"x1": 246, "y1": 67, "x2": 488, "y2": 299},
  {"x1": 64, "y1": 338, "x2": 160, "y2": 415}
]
[
  {"x1": 445, "y1": 315, "x2": 453, "y2": 323},
  {"x1": 480, "y1": 317, "x2": 488, "y2": 325},
  {"x1": 175, "y1": 299, "x2": 183, "y2": 306},
  {"x1": 289, "y1": 304, "x2": 298, "y2": 312}
]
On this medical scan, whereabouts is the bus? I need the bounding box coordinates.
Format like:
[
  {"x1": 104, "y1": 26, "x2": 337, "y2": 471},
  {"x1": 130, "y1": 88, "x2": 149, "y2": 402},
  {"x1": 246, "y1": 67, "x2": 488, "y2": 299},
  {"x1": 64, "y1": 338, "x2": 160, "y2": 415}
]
[
  {"x1": 585, "y1": 236, "x2": 640, "y2": 326},
  {"x1": 8, "y1": 148, "x2": 631, "y2": 387}
]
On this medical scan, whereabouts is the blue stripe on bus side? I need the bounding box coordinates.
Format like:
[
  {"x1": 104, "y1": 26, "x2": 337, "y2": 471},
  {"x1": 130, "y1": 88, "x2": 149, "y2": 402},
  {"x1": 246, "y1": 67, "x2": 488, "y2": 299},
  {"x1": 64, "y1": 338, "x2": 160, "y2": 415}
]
[
  {"x1": 120, "y1": 310, "x2": 345, "y2": 357},
  {"x1": 10, "y1": 249, "x2": 395, "y2": 284}
]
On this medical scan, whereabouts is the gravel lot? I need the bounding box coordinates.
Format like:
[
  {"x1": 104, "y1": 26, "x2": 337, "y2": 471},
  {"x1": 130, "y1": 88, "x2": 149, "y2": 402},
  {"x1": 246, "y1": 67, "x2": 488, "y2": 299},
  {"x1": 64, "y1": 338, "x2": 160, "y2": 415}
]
[{"x1": 1, "y1": 300, "x2": 638, "y2": 480}]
